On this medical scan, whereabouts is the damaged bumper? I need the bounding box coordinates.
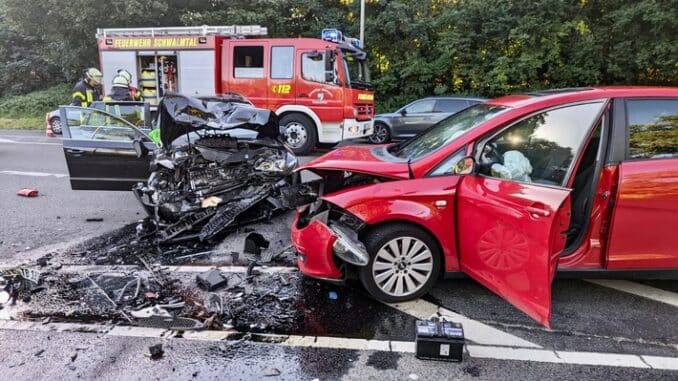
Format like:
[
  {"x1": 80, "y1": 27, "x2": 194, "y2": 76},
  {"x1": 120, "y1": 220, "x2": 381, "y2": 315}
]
[{"x1": 291, "y1": 205, "x2": 369, "y2": 282}]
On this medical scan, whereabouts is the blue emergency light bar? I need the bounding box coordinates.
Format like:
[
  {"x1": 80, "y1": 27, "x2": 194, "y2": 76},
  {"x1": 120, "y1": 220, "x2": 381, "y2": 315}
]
[
  {"x1": 322, "y1": 28, "x2": 363, "y2": 49},
  {"x1": 322, "y1": 29, "x2": 343, "y2": 43}
]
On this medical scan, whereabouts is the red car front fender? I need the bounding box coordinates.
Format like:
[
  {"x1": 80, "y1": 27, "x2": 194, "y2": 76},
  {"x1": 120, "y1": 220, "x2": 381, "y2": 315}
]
[{"x1": 322, "y1": 178, "x2": 461, "y2": 272}]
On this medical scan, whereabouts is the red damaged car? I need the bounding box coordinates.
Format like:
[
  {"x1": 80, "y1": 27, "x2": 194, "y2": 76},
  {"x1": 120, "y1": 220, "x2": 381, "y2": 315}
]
[{"x1": 291, "y1": 87, "x2": 678, "y2": 326}]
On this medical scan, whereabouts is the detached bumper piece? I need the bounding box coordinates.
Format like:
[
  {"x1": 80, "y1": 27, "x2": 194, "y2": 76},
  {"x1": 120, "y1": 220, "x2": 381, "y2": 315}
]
[{"x1": 415, "y1": 319, "x2": 465, "y2": 362}]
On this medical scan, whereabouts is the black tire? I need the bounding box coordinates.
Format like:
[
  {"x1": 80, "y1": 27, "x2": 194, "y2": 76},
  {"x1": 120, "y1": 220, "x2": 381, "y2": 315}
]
[
  {"x1": 368, "y1": 122, "x2": 391, "y2": 144},
  {"x1": 280, "y1": 113, "x2": 318, "y2": 155},
  {"x1": 50, "y1": 117, "x2": 62, "y2": 135},
  {"x1": 359, "y1": 223, "x2": 441, "y2": 303}
]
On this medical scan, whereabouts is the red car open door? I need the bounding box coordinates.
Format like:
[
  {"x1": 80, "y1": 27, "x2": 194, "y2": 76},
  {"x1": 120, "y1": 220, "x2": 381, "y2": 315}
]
[
  {"x1": 456, "y1": 176, "x2": 571, "y2": 326},
  {"x1": 454, "y1": 101, "x2": 607, "y2": 326}
]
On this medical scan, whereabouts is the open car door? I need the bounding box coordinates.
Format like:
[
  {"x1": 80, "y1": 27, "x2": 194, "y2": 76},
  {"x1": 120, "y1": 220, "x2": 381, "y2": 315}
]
[
  {"x1": 455, "y1": 100, "x2": 606, "y2": 326},
  {"x1": 456, "y1": 176, "x2": 570, "y2": 327},
  {"x1": 59, "y1": 106, "x2": 157, "y2": 191}
]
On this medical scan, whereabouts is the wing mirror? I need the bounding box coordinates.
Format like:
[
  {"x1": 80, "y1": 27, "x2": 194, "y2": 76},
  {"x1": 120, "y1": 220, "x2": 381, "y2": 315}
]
[
  {"x1": 453, "y1": 156, "x2": 476, "y2": 175},
  {"x1": 399, "y1": 109, "x2": 407, "y2": 116},
  {"x1": 133, "y1": 137, "x2": 149, "y2": 158}
]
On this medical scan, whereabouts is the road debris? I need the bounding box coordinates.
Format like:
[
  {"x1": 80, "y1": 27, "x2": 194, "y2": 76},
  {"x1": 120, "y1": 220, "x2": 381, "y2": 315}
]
[
  {"x1": 263, "y1": 368, "x2": 281, "y2": 377},
  {"x1": 132, "y1": 94, "x2": 314, "y2": 244},
  {"x1": 85, "y1": 218, "x2": 104, "y2": 222},
  {"x1": 147, "y1": 344, "x2": 164, "y2": 360},
  {"x1": 17, "y1": 188, "x2": 38, "y2": 197},
  {"x1": 243, "y1": 233, "x2": 270, "y2": 256},
  {"x1": 1, "y1": 267, "x2": 43, "y2": 305},
  {"x1": 196, "y1": 269, "x2": 229, "y2": 291}
]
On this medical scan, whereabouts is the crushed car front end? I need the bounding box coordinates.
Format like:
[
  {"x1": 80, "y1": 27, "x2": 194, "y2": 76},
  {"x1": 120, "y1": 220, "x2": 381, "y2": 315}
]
[
  {"x1": 290, "y1": 146, "x2": 409, "y2": 282},
  {"x1": 133, "y1": 94, "x2": 308, "y2": 244},
  {"x1": 292, "y1": 199, "x2": 370, "y2": 282}
]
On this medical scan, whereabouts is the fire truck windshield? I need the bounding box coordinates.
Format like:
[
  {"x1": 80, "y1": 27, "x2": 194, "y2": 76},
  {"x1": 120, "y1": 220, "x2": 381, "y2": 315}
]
[{"x1": 342, "y1": 52, "x2": 372, "y2": 90}]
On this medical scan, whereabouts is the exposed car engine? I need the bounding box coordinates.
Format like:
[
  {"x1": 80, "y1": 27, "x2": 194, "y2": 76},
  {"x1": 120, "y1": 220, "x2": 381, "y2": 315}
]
[{"x1": 133, "y1": 94, "x2": 315, "y2": 243}]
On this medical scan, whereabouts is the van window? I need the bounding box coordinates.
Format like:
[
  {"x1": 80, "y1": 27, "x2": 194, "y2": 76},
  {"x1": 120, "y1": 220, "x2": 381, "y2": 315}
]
[
  {"x1": 234, "y1": 46, "x2": 264, "y2": 78},
  {"x1": 627, "y1": 99, "x2": 678, "y2": 160},
  {"x1": 271, "y1": 46, "x2": 294, "y2": 79},
  {"x1": 301, "y1": 53, "x2": 326, "y2": 83}
]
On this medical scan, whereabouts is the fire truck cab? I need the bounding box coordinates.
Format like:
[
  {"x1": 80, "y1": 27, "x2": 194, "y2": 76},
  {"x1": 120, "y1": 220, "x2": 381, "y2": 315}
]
[{"x1": 96, "y1": 25, "x2": 375, "y2": 154}]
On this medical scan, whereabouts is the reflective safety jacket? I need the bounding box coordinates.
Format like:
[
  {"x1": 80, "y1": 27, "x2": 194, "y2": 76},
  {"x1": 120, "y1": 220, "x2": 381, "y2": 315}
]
[{"x1": 71, "y1": 80, "x2": 101, "y2": 107}]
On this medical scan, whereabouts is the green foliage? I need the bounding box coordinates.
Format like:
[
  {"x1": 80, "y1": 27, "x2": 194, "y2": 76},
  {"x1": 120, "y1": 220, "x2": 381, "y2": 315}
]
[
  {"x1": 0, "y1": 0, "x2": 675, "y2": 112},
  {"x1": 0, "y1": 117, "x2": 44, "y2": 130},
  {"x1": 0, "y1": 83, "x2": 70, "y2": 118}
]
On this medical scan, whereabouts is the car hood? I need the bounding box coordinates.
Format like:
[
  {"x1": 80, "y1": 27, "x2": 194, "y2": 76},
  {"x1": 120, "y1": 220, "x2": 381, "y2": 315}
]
[
  {"x1": 158, "y1": 94, "x2": 280, "y2": 147},
  {"x1": 297, "y1": 145, "x2": 410, "y2": 179}
]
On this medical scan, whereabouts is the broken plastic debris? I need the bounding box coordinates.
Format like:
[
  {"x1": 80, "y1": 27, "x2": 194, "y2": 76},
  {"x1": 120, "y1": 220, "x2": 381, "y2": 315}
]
[
  {"x1": 147, "y1": 344, "x2": 164, "y2": 360},
  {"x1": 17, "y1": 188, "x2": 38, "y2": 197},
  {"x1": 201, "y1": 196, "x2": 223, "y2": 208},
  {"x1": 328, "y1": 291, "x2": 338, "y2": 300},
  {"x1": 243, "y1": 232, "x2": 270, "y2": 256},
  {"x1": 196, "y1": 269, "x2": 229, "y2": 291},
  {"x1": 137, "y1": 315, "x2": 204, "y2": 330},
  {"x1": 131, "y1": 306, "x2": 171, "y2": 319}
]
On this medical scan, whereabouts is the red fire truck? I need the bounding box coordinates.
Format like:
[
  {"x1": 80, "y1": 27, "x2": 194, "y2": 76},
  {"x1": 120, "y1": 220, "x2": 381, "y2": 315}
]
[{"x1": 96, "y1": 25, "x2": 375, "y2": 154}]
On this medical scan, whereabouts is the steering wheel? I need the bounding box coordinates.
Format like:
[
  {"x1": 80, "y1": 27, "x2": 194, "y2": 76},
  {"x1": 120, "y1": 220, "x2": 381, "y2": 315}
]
[{"x1": 482, "y1": 142, "x2": 503, "y2": 165}]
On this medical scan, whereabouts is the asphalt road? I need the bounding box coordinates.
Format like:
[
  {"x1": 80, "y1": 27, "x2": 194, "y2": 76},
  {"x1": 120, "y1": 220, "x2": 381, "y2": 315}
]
[{"x1": 0, "y1": 130, "x2": 677, "y2": 380}]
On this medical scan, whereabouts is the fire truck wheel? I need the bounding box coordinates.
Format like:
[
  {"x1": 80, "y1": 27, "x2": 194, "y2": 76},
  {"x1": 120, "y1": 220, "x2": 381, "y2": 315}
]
[{"x1": 280, "y1": 113, "x2": 317, "y2": 155}]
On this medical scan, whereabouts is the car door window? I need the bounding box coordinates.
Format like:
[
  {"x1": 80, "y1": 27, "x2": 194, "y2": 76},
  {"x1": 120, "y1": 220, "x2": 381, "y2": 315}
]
[
  {"x1": 434, "y1": 99, "x2": 468, "y2": 113},
  {"x1": 405, "y1": 100, "x2": 435, "y2": 114},
  {"x1": 64, "y1": 107, "x2": 142, "y2": 141},
  {"x1": 478, "y1": 101, "x2": 605, "y2": 186},
  {"x1": 626, "y1": 99, "x2": 678, "y2": 160}
]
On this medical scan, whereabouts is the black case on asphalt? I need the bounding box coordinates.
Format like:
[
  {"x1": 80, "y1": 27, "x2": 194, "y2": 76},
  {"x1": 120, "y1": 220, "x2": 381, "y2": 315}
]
[{"x1": 415, "y1": 319, "x2": 464, "y2": 362}]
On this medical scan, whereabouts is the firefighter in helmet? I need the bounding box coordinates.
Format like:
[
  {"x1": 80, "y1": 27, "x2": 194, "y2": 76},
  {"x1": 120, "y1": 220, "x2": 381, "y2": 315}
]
[
  {"x1": 71, "y1": 68, "x2": 103, "y2": 107},
  {"x1": 104, "y1": 69, "x2": 142, "y2": 102}
]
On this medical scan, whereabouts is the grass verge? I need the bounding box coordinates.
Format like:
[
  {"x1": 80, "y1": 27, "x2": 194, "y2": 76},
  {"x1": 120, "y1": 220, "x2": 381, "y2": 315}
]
[{"x1": 0, "y1": 117, "x2": 44, "y2": 130}]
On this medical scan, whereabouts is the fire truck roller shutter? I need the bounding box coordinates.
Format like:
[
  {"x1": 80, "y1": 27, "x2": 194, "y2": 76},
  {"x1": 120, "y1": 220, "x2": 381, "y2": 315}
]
[
  {"x1": 178, "y1": 50, "x2": 215, "y2": 96},
  {"x1": 101, "y1": 51, "x2": 137, "y2": 94}
]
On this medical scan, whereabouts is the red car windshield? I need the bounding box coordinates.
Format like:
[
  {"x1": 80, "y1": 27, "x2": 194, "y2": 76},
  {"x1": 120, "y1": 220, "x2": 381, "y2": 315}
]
[{"x1": 392, "y1": 104, "x2": 507, "y2": 160}]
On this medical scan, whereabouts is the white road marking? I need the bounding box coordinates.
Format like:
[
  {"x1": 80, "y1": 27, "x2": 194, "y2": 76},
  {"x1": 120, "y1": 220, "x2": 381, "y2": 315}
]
[
  {"x1": 586, "y1": 280, "x2": 678, "y2": 308},
  {"x1": 0, "y1": 170, "x2": 68, "y2": 178},
  {"x1": 0, "y1": 137, "x2": 61, "y2": 146},
  {"x1": 555, "y1": 350, "x2": 649, "y2": 368},
  {"x1": 642, "y1": 355, "x2": 678, "y2": 371},
  {"x1": 467, "y1": 345, "x2": 562, "y2": 363},
  {"x1": 387, "y1": 299, "x2": 542, "y2": 348},
  {"x1": 0, "y1": 320, "x2": 676, "y2": 370}
]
